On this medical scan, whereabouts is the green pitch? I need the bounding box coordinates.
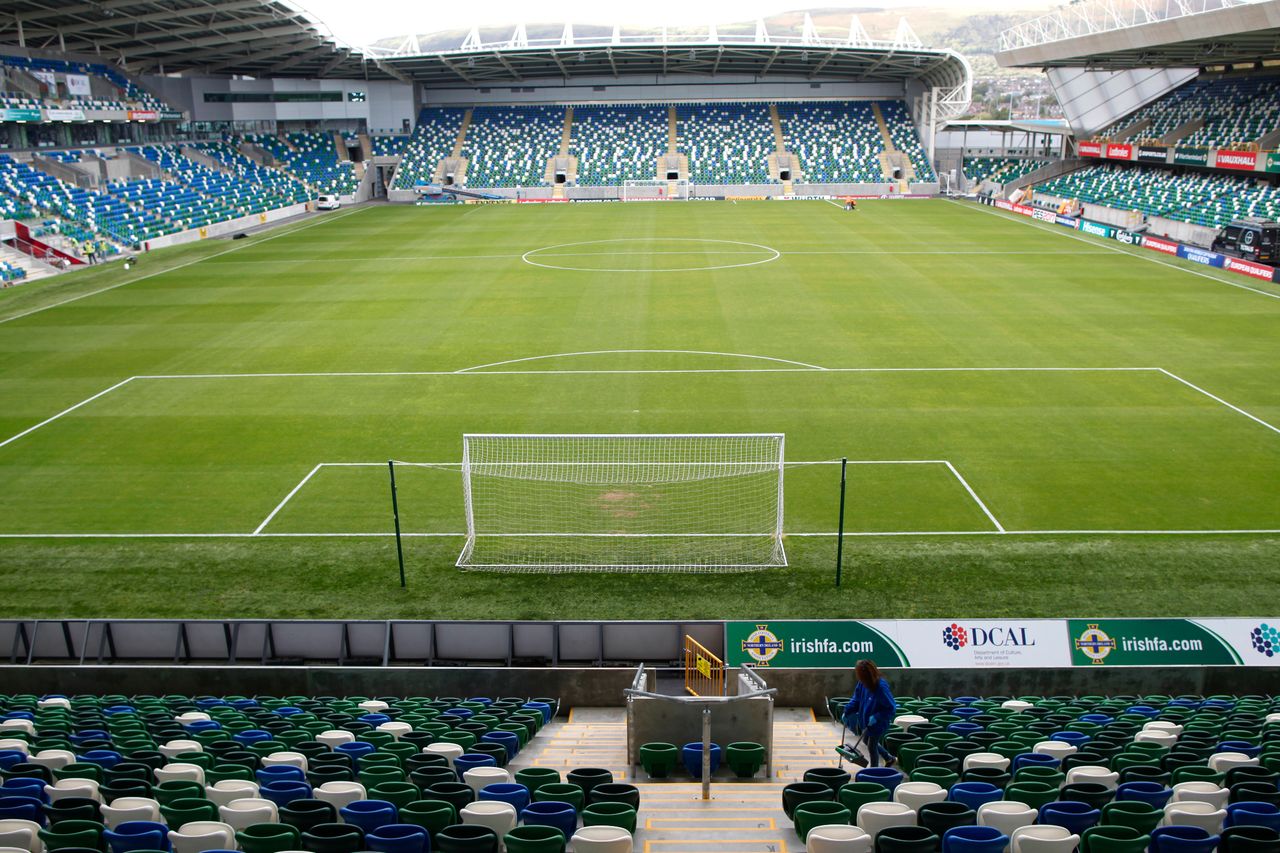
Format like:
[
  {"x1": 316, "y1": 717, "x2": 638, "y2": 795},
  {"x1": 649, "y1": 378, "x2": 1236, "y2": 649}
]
[{"x1": 1, "y1": 199, "x2": 1278, "y2": 619}]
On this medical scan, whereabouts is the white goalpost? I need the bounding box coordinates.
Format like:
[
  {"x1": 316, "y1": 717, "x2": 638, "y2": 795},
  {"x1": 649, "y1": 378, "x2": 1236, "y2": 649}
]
[
  {"x1": 456, "y1": 433, "x2": 786, "y2": 572},
  {"x1": 621, "y1": 179, "x2": 690, "y2": 202}
]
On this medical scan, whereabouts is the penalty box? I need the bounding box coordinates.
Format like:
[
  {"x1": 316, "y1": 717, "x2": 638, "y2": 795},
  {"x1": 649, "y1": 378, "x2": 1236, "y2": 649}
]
[{"x1": 1, "y1": 366, "x2": 1279, "y2": 536}]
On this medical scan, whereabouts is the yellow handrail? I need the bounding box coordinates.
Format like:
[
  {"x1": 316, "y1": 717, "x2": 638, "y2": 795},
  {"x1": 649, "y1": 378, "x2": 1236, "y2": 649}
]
[{"x1": 684, "y1": 634, "x2": 725, "y2": 697}]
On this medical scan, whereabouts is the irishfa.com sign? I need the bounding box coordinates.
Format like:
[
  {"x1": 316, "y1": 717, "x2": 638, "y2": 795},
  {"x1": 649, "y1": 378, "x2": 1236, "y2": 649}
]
[{"x1": 726, "y1": 619, "x2": 1278, "y2": 668}]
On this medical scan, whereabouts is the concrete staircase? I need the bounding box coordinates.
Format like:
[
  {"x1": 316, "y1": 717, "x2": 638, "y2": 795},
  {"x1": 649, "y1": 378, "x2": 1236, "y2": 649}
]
[
  {"x1": 1163, "y1": 117, "x2": 1205, "y2": 145},
  {"x1": 1113, "y1": 117, "x2": 1152, "y2": 142},
  {"x1": 871, "y1": 102, "x2": 914, "y2": 191},
  {"x1": 768, "y1": 105, "x2": 802, "y2": 193},
  {"x1": 1004, "y1": 157, "x2": 1087, "y2": 194},
  {"x1": 31, "y1": 155, "x2": 97, "y2": 189},
  {"x1": 546, "y1": 107, "x2": 578, "y2": 197},
  {"x1": 435, "y1": 109, "x2": 474, "y2": 186},
  {"x1": 518, "y1": 706, "x2": 849, "y2": 852},
  {"x1": 1257, "y1": 128, "x2": 1280, "y2": 151},
  {"x1": 656, "y1": 107, "x2": 689, "y2": 185},
  {"x1": 451, "y1": 109, "x2": 472, "y2": 157},
  {"x1": 2, "y1": 67, "x2": 42, "y2": 98},
  {"x1": 0, "y1": 243, "x2": 58, "y2": 283},
  {"x1": 180, "y1": 146, "x2": 228, "y2": 173},
  {"x1": 239, "y1": 141, "x2": 275, "y2": 167}
]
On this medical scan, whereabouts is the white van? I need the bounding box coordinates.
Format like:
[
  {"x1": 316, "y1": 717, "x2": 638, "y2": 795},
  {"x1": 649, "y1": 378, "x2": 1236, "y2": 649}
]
[{"x1": 317, "y1": 194, "x2": 341, "y2": 210}]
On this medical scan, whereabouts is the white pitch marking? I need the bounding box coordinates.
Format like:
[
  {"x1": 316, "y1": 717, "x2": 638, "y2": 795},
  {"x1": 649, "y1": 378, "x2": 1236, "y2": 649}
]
[
  {"x1": 454, "y1": 349, "x2": 829, "y2": 373},
  {"x1": 137, "y1": 366, "x2": 1159, "y2": 380},
  {"x1": 208, "y1": 253, "x2": 524, "y2": 264},
  {"x1": 521, "y1": 237, "x2": 781, "y2": 273},
  {"x1": 0, "y1": 377, "x2": 136, "y2": 451},
  {"x1": 0, "y1": 364, "x2": 1266, "y2": 457},
  {"x1": 0, "y1": 207, "x2": 367, "y2": 326},
  {"x1": 944, "y1": 461, "x2": 1005, "y2": 532},
  {"x1": 253, "y1": 464, "x2": 323, "y2": 534},
  {"x1": 201, "y1": 249, "x2": 1112, "y2": 264},
  {"x1": 535, "y1": 251, "x2": 767, "y2": 257},
  {"x1": 1158, "y1": 368, "x2": 1280, "y2": 437},
  {"x1": 956, "y1": 198, "x2": 1280, "y2": 302},
  {"x1": 0, "y1": 366, "x2": 1170, "y2": 452}
]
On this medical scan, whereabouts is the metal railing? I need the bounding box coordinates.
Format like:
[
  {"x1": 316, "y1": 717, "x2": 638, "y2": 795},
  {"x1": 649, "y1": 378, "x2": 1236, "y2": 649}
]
[
  {"x1": 999, "y1": 0, "x2": 1259, "y2": 52},
  {"x1": 684, "y1": 633, "x2": 725, "y2": 697},
  {"x1": 625, "y1": 663, "x2": 776, "y2": 798}
]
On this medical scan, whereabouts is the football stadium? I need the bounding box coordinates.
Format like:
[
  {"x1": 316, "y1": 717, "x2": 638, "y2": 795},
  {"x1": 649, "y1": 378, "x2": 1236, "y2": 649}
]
[{"x1": 0, "y1": 0, "x2": 1279, "y2": 849}]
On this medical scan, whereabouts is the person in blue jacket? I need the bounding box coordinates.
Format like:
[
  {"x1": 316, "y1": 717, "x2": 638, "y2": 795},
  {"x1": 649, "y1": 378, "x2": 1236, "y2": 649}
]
[{"x1": 841, "y1": 659, "x2": 897, "y2": 767}]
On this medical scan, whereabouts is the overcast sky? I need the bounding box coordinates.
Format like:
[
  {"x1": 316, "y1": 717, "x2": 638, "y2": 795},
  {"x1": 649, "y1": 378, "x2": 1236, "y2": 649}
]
[{"x1": 296, "y1": 0, "x2": 1057, "y2": 47}]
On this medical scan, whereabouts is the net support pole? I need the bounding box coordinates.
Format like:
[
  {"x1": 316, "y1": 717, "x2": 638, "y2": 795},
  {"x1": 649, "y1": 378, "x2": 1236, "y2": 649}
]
[
  {"x1": 835, "y1": 456, "x2": 848, "y2": 588},
  {"x1": 388, "y1": 460, "x2": 406, "y2": 588}
]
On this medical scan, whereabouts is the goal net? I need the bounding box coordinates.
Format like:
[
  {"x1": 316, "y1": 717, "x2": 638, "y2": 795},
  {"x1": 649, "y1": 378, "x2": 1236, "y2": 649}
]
[
  {"x1": 622, "y1": 179, "x2": 690, "y2": 202},
  {"x1": 457, "y1": 433, "x2": 786, "y2": 572}
]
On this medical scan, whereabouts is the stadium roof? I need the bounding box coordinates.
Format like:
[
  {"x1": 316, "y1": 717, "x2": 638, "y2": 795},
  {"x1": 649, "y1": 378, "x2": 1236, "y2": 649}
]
[
  {"x1": 0, "y1": 1, "x2": 970, "y2": 109},
  {"x1": 0, "y1": 0, "x2": 392, "y2": 79},
  {"x1": 996, "y1": 0, "x2": 1280, "y2": 70},
  {"x1": 365, "y1": 18, "x2": 971, "y2": 96}
]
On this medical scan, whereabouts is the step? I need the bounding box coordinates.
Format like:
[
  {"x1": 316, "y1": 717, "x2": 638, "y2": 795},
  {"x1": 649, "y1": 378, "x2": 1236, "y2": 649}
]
[
  {"x1": 512, "y1": 707, "x2": 848, "y2": 852},
  {"x1": 0, "y1": 243, "x2": 59, "y2": 283}
]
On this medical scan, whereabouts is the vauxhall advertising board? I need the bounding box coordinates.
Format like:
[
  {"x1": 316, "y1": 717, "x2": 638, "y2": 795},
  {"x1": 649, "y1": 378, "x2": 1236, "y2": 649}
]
[
  {"x1": 1215, "y1": 150, "x2": 1258, "y2": 171},
  {"x1": 726, "y1": 618, "x2": 1280, "y2": 669}
]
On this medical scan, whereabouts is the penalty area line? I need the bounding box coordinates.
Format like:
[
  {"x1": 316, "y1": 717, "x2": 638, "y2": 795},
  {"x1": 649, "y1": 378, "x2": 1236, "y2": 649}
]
[
  {"x1": 253, "y1": 464, "x2": 323, "y2": 535},
  {"x1": 943, "y1": 461, "x2": 1004, "y2": 532}
]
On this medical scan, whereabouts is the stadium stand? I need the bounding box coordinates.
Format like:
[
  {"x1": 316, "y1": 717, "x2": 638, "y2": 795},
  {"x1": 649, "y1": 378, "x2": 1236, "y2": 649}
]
[
  {"x1": 0, "y1": 53, "x2": 170, "y2": 111},
  {"x1": 286, "y1": 132, "x2": 359, "y2": 195},
  {"x1": 881, "y1": 100, "x2": 936, "y2": 181},
  {"x1": 676, "y1": 102, "x2": 777, "y2": 185},
  {"x1": 463, "y1": 105, "x2": 563, "y2": 189},
  {"x1": 129, "y1": 146, "x2": 294, "y2": 222},
  {"x1": 370, "y1": 135, "x2": 408, "y2": 157},
  {"x1": 185, "y1": 141, "x2": 311, "y2": 209},
  {"x1": 1101, "y1": 72, "x2": 1280, "y2": 149},
  {"x1": 0, "y1": 692, "x2": 583, "y2": 851},
  {"x1": 0, "y1": 258, "x2": 26, "y2": 283},
  {"x1": 777, "y1": 101, "x2": 887, "y2": 184},
  {"x1": 389, "y1": 108, "x2": 467, "y2": 189},
  {"x1": 571, "y1": 104, "x2": 668, "y2": 186},
  {"x1": 1039, "y1": 164, "x2": 1280, "y2": 228},
  {"x1": 3, "y1": 689, "x2": 1280, "y2": 851},
  {"x1": 964, "y1": 157, "x2": 1046, "y2": 185},
  {"x1": 0, "y1": 153, "x2": 156, "y2": 247},
  {"x1": 241, "y1": 133, "x2": 358, "y2": 195}
]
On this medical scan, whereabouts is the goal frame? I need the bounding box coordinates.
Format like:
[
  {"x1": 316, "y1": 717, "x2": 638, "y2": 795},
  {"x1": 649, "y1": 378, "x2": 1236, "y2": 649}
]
[
  {"x1": 621, "y1": 179, "x2": 690, "y2": 202},
  {"x1": 456, "y1": 432, "x2": 787, "y2": 572}
]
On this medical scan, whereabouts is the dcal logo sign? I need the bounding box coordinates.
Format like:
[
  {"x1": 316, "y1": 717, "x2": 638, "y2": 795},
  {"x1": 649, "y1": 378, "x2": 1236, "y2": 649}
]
[
  {"x1": 943, "y1": 624, "x2": 1037, "y2": 651},
  {"x1": 1250, "y1": 624, "x2": 1280, "y2": 658},
  {"x1": 942, "y1": 623, "x2": 968, "y2": 650},
  {"x1": 741, "y1": 624, "x2": 784, "y2": 666}
]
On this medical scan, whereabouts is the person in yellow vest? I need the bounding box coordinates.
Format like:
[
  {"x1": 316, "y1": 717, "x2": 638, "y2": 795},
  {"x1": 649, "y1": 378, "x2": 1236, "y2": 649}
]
[{"x1": 83, "y1": 240, "x2": 96, "y2": 265}]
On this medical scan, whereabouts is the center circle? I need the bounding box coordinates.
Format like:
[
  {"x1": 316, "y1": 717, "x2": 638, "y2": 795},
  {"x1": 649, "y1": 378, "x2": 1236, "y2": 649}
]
[{"x1": 521, "y1": 237, "x2": 781, "y2": 273}]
